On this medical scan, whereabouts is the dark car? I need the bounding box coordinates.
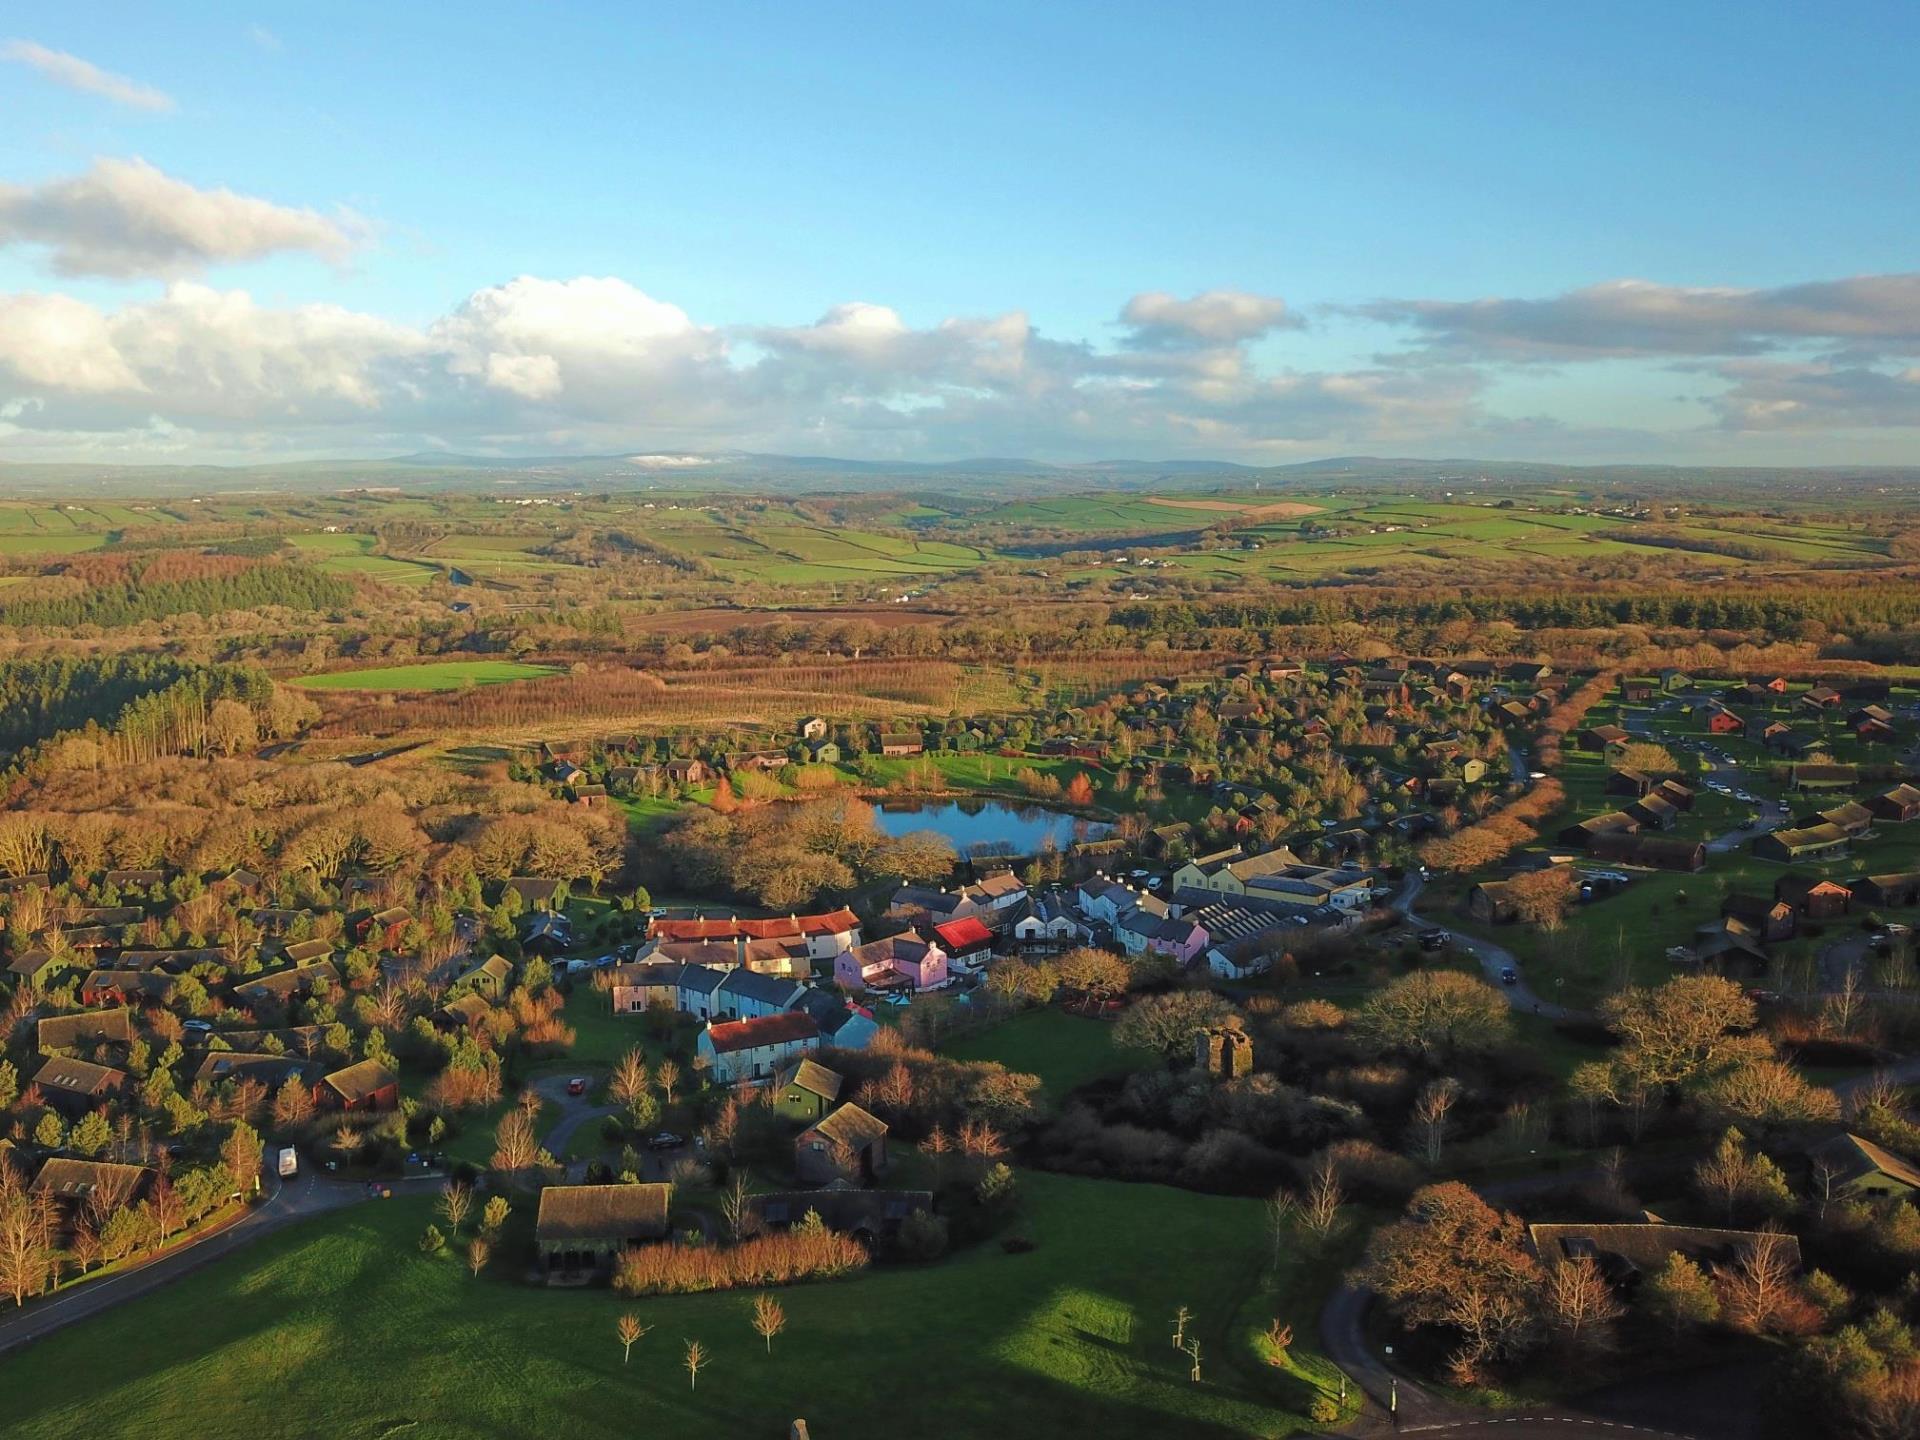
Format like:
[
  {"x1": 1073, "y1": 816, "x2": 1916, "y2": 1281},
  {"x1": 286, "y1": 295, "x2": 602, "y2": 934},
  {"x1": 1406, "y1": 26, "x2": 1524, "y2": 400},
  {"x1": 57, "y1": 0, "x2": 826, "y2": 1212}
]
[
  {"x1": 1417, "y1": 928, "x2": 1448, "y2": 950},
  {"x1": 1500, "y1": 966, "x2": 1518, "y2": 985},
  {"x1": 647, "y1": 1132, "x2": 684, "y2": 1152},
  {"x1": 566, "y1": 1077, "x2": 589, "y2": 1097}
]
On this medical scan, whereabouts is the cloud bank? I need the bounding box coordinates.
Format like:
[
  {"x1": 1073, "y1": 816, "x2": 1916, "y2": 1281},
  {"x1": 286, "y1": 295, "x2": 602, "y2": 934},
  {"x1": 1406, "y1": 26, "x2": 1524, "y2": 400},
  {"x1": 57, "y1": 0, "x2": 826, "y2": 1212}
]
[
  {"x1": 1, "y1": 266, "x2": 1918, "y2": 462},
  {"x1": 0, "y1": 159, "x2": 362, "y2": 277}
]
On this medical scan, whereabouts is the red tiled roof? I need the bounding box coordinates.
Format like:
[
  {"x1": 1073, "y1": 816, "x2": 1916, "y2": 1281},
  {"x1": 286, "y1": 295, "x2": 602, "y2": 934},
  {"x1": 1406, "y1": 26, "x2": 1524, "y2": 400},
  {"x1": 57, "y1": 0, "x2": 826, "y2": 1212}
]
[
  {"x1": 705, "y1": 1011, "x2": 819, "y2": 1054},
  {"x1": 934, "y1": 917, "x2": 993, "y2": 951},
  {"x1": 654, "y1": 907, "x2": 858, "y2": 943}
]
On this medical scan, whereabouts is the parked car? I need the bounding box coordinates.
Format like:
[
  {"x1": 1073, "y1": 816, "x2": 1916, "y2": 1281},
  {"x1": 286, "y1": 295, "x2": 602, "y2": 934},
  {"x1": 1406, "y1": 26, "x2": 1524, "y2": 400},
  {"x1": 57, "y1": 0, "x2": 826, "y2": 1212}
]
[
  {"x1": 566, "y1": 1077, "x2": 588, "y2": 1096},
  {"x1": 647, "y1": 1132, "x2": 684, "y2": 1152},
  {"x1": 1417, "y1": 928, "x2": 1448, "y2": 951}
]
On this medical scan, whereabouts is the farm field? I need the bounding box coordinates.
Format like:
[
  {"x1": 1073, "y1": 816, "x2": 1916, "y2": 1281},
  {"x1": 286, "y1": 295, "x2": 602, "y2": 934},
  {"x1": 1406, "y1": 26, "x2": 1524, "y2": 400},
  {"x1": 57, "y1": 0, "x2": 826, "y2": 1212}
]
[
  {"x1": 2, "y1": 1175, "x2": 1353, "y2": 1440},
  {"x1": 287, "y1": 532, "x2": 442, "y2": 586},
  {"x1": 293, "y1": 660, "x2": 561, "y2": 691}
]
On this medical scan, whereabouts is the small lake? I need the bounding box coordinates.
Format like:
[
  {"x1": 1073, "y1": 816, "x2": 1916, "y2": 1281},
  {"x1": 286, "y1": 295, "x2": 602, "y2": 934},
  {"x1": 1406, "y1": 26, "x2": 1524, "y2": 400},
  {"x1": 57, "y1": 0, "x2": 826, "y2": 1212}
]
[{"x1": 873, "y1": 798, "x2": 1110, "y2": 856}]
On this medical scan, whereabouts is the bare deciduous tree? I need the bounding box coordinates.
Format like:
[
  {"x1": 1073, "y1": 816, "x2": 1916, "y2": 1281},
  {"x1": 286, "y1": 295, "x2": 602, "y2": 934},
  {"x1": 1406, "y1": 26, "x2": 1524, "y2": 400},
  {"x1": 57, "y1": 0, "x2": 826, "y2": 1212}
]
[
  {"x1": 617, "y1": 1311, "x2": 650, "y2": 1363},
  {"x1": 752, "y1": 1292, "x2": 786, "y2": 1354},
  {"x1": 1412, "y1": 1077, "x2": 1462, "y2": 1165},
  {"x1": 683, "y1": 1338, "x2": 709, "y2": 1390},
  {"x1": 439, "y1": 1181, "x2": 474, "y2": 1233}
]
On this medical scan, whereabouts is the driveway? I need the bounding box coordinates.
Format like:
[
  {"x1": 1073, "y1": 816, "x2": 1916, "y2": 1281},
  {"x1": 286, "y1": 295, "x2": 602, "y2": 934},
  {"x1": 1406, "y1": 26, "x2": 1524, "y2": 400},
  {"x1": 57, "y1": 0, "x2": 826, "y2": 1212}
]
[
  {"x1": 529, "y1": 1070, "x2": 620, "y2": 1177},
  {"x1": 1395, "y1": 874, "x2": 1587, "y2": 1022}
]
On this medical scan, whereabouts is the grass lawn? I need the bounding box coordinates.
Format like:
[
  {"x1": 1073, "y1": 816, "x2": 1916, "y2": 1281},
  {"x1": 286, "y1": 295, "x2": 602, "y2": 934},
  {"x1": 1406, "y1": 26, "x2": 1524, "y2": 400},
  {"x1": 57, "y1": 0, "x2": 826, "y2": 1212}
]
[
  {"x1": 293, "y1": 660, "x2": 561, "y2": 691},
  {"x1": 2, "y1": 1173, "x2": 1355, "y2": 1440},
  {"x1": 946, "y1": 1008, "x2": 1154, "y2": 1100}
]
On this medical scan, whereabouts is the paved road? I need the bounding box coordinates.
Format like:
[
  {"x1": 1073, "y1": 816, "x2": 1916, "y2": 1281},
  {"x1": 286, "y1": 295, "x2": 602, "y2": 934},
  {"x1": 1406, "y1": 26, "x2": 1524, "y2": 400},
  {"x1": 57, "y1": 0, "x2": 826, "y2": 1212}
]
[
  {"x1": 1395, "y1": 874, "x2": 1586, "y2": 1022},
  {"x1": 0, "y1": 1166, "x2": 442, "y2": 1357}
]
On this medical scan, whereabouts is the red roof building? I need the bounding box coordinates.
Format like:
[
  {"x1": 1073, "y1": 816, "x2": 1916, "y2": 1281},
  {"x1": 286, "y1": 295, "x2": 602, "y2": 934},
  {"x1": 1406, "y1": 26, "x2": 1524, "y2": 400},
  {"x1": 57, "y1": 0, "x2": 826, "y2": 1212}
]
[{"x1": 933, "y1": 916, "x2": 994, "y2": 957}]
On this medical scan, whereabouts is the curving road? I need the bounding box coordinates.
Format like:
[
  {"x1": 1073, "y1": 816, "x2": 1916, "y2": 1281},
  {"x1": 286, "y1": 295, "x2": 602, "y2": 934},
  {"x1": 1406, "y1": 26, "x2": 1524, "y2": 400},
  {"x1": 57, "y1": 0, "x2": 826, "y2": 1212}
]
[
  {"x1": 0, "y1": 1166, "x2": 445, "y2": 1357},
  {"x1": 1395, "y1": 873, "x2": 1585, "y2": 1022}
]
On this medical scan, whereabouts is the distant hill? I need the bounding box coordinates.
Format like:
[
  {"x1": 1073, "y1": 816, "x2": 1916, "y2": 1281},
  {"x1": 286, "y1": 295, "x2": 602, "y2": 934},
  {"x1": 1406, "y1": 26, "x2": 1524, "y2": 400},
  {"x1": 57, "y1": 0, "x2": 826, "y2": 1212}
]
[{"x1": 0, "y1": 451, "x2": 1917, "y2": 500}]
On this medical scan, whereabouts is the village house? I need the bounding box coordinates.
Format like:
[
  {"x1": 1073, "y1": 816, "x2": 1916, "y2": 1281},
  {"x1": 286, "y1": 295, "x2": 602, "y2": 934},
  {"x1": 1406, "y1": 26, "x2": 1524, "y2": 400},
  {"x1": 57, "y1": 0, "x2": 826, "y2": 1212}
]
[
  {"x1": 833, "y1": 933, "x2": 949, "y2": 993},
  {"x1": 353, "y1": 907, "x2": 413, "y2": 950},
  {"x1": 448, "y1": 953, "x2": 514, "y2": 1000},
  {"x1": 535, "y1": 1183, "x2": 671, "y2": 1279},
  {"x1": 1754, "y1": 822, "x2": 1851, "y2": 864},
  {"x1": 791, "y1": 989, "x2": 881, "y2": 1052},
  {"x1": 1580, "y1": 723, "x2": 1631, "y2": 753},
  {"x1": 774, "y1": 1058, "x2": 843, "y2": 1124},
  {"x1": 37, "y1": 1008, "x2": 135, "y2": 1055},
  {"x1": 697, "y1": 1010, "x2": 821, "y2": 1084},
  {"x1": 31, "y1": 1055, "x2": 128, "y2": 1118},
  {"x1": 1810, "y1": 1133, "x2": 1920, "y2": 1199},
  {"x1": 1116, "y1": 908, "x2": 1209, "y2": 966},
  {"x1": 79, "y1": 969, "x2": 177, "y2": 1008},
  {"x1": 877, "y1": 731, "x2": 924, "y2": 757},
  {"x1": 660, "y1": 758, "x2": 708, "y2": 786},
  {"x1": 1868, "y1": 783, "x2": 1920, "y2": 824},
  {"x1": 1720, "y1": 892, "x2": 1797, "y2": 942},
  {"x1": 715, "y1": 967, "x2": 806, "y2": 1022},
  {"x1": 1011, "y1": 892, "x2": 1080, "y2": 948},
  {"x1": 795, "y1": 1101, "x2": 891, "y2": 1185},
  {"x1": 932, "y1": 915, "x2": 995, "y2": 971},
  {"x1": 1588, "y1": 832, "x2": 1707, "y2": 872},
  {"x1": 31, "y1": 1158, "x2": 155, "y2": 1235},
  {"x1": 1170, "y1": 845, "x2": 1302, "y2": 899},
  {"x1": 651, "y1": 908, "x2": 861, "y2": 962},
  {"x1": 232, "y1": 960, "x2": 338, "y2": 1015},
  {"x1": 1790, "y1": 764, "x2": 1861, "y2": 793},
  {"x1": 1775, "y1": 874, "x2": 1853, "y2": 919},
  {"x1": 504, "y1": 876, "x2": 564, "y2": 910},
  {"x1": 1559, "y1": 812, "x2": 1642, "y2": 849},
  {"x1": 315, "y1": 1058, "x2": 400, "y2": 1112},
  {"x1": 1849, "y1": 873, "x2": 1920, "y2": 908},
  {"x1": 195, "y1": 1051, "x2": 313, "y2": 1090}
]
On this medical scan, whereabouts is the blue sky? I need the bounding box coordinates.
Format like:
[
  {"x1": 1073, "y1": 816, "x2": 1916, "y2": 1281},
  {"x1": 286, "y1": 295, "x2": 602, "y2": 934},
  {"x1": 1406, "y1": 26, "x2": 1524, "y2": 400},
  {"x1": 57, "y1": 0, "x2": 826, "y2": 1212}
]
[{"x1": 3, "y1": 2, "x2": 1918, "y2": 465}]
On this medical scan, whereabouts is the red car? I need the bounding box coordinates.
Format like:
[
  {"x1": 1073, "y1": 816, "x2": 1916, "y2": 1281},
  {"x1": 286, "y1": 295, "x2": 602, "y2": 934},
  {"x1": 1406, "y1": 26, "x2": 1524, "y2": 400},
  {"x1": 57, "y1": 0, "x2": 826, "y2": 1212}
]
[{"x1": 566, "y1": 1077, "x2": 588, "y2": 1097}]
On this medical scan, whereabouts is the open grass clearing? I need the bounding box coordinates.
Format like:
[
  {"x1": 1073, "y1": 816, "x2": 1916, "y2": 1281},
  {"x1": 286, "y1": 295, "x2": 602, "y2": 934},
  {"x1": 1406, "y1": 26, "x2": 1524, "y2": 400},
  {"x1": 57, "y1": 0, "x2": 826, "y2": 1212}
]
[
  {"x1": 0, "y1": 1172, "x2": 1354, "y2": 1440},
  {"x1": 945, "y1": 1008, "x2": 1154, "y2": 1100}
]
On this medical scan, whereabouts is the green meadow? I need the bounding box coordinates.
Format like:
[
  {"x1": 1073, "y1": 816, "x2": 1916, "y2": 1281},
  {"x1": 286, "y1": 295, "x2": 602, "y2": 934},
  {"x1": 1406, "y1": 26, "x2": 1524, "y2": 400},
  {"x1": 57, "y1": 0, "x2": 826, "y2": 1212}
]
[
  {"x1": 3, "y1": 1175, "x2": 1355, "y2": 1440},
  {"x1": 293, "y1": 660, "x2": 561, "y2": 691}
]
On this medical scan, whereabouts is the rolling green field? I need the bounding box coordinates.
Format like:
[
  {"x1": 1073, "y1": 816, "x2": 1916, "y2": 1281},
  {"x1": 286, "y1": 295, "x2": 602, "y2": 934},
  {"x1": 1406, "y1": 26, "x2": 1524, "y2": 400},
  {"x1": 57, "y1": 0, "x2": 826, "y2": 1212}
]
[
  {"x1": 3, "y1": 1175, "x2": 1353, "y2": 1440},
  {"x1": 288, "y1": 532, "x2": 442, "y2": 586},
  {"x1": 293, "y1": 660, "x2": 561, "y2": 691},
  {"x1": 945, "y1": 1009, "x2": 1154, "y2": 1100}
]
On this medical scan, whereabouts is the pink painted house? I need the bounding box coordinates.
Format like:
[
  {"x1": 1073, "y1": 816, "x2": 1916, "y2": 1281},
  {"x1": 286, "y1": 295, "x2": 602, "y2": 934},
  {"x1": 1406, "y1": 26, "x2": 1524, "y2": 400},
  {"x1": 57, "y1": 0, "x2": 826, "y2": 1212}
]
[{"x1": 833, "y1": 934, "x2": 949, "y2": 993}]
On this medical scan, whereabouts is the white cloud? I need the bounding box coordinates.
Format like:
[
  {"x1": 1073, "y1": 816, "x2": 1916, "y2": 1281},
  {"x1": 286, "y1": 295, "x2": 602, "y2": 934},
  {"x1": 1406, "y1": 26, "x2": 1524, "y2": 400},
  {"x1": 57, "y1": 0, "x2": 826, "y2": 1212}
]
[
  {"x1": 2, "y1": 39, "x2": 174, "y2": 112},
  {"x1": 1707, "y1": 359, "x2": 1920, "y2": 431},
  {"x1": 13, "y1": 269, "x2": 1916, "y2": 464},
  {"x1": 1365, "y1": 275, "x2": 1920, "y2": 361},
  {"x1": 1120, "y1": 290, "x2": 1296, "y2": 347},
  {"x1": 0, "y1": 158, "x2": 363, "y2": 277},
  {"x1": 0, "y1": 284, "x2": 426, "y2": 428}
]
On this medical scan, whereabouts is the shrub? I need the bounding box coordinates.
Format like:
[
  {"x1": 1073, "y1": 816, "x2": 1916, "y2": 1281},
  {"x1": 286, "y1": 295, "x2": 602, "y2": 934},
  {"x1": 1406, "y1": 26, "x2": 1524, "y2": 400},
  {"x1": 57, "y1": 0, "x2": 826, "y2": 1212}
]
[
  {"x1": 1307, "y1": 1396, "x2": 1341, "y2": 1425},
  {"x1": 613, "y1": 1227, "x2": 869, "y2": 1296}
]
